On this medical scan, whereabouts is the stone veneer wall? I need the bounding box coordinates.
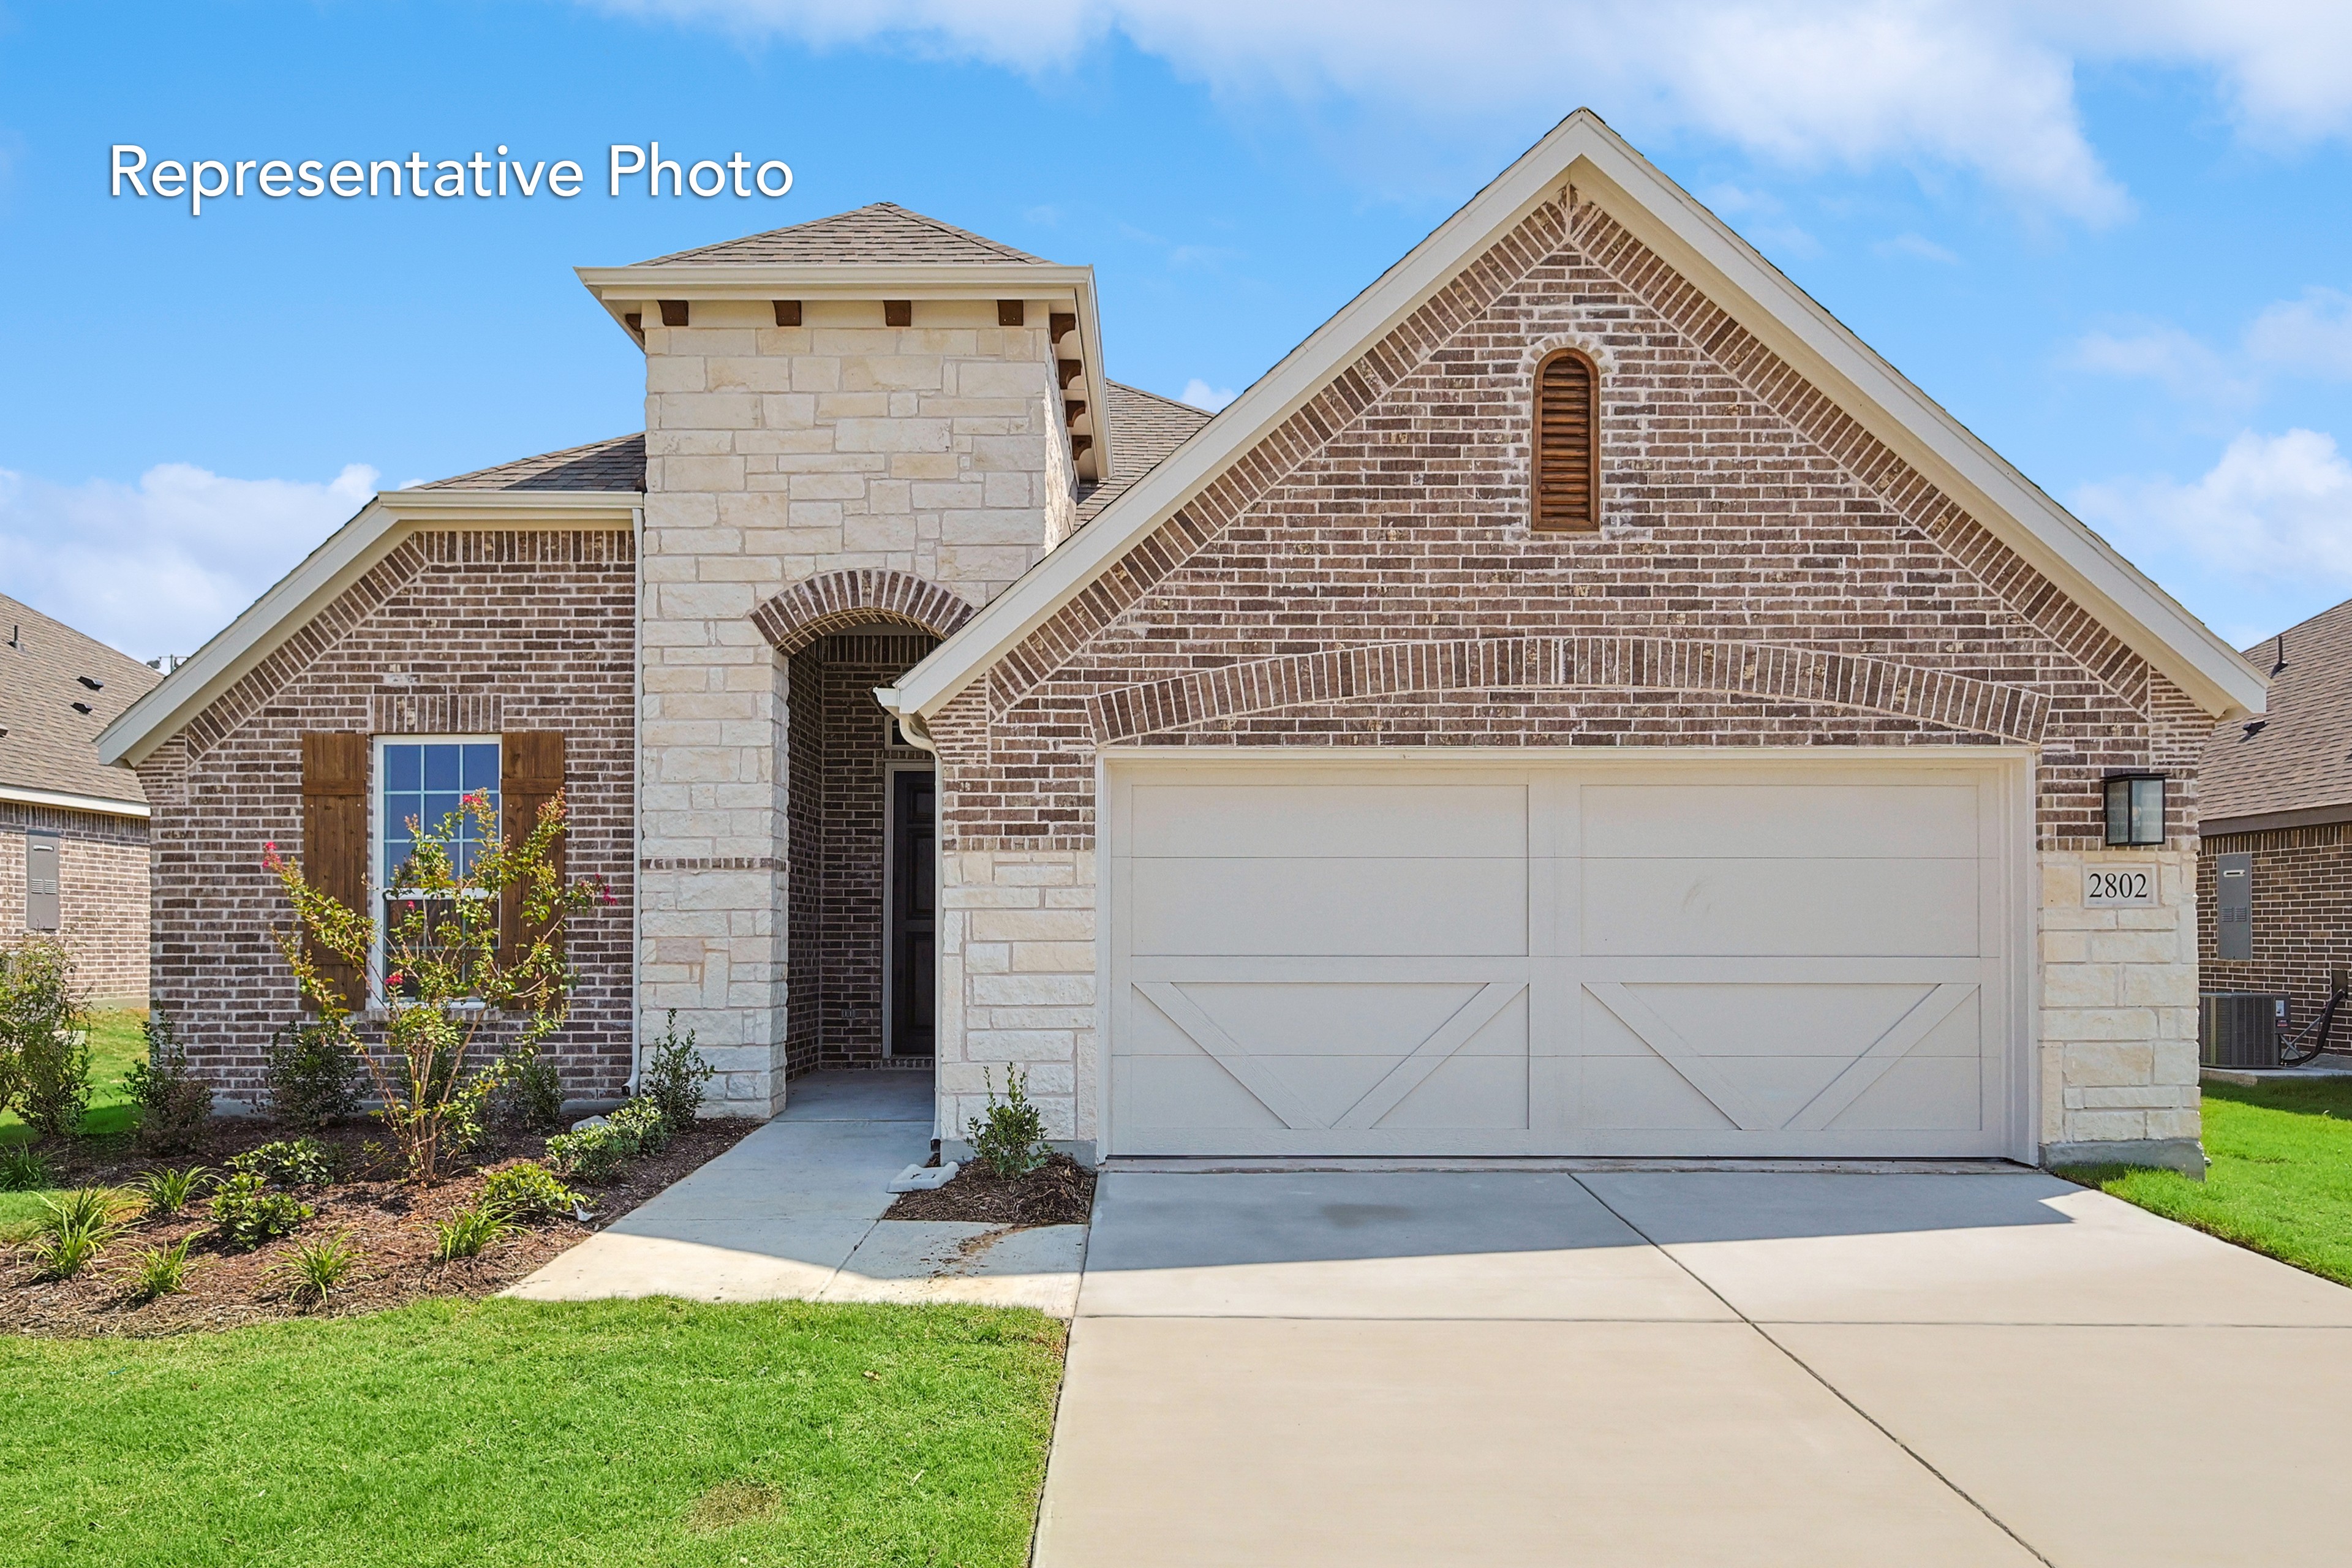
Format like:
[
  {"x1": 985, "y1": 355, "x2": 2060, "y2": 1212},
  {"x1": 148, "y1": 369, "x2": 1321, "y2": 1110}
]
[
  {"x1": 136, "y1": 529, "x2": 636, "y2": 1103},
  {"x1": 636, "y1": 298, "x2": 1068, "y2": 1114},
  {"x1": 925, "y1": 194, "x2": 2209, "y2": 1166},
  {"x1": 2, "y1": 802, "x2": 151, "y2": 1007}
]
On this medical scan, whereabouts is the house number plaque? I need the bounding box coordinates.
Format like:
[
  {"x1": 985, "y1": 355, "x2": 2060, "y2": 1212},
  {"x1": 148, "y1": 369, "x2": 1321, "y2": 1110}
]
[{"x1": 2084, "y1": 865, "x2": 2157, "y2": 908}]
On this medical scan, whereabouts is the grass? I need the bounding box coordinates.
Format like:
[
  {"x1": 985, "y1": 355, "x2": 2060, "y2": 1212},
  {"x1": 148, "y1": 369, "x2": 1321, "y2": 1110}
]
[
  {"x1": 2062, "y1": 1075, "x2": 2352, "y2": 1287},
  {"x1": 0, "y1": 1009, "x2": 147, "y2": 1242},
  {"x1": 0, "y1": 1296, "x2": 1066, "y2": 1567}
]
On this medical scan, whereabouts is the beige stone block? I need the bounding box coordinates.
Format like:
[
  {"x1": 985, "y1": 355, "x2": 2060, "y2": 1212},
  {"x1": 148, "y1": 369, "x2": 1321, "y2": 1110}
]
[
  {"x1": 970, "y1": 908, "x2": 1093, "y2": 942},
  {"x1": 944, "y1": 884, "x2": 1042, "y2": 909},
  {"x1": 649, "y1": 428, "x2": 736, "y2": 458},
  {"x1": 2146, "y1": 1107, "x2": 2203, "y2": 1140},
  {"x1": 982, "y1": 471, "x2": 1036, "y2": 508},
  {"x1": 665, "y1": 327, "x2": 758, "y2": 355},
  {"x1": 647, "y1": 356, "x2": 707, "y2": 393},
  {"x1": 2122, "y1": 966, "x2": 2197, "y2": 1008},
  {"x1": 704, "y1": 356, "x2": 797, "y2": 393},
  {"x1": 660, "y1": 391, "x2": 761, "y2": 429},
  {"x1": 2152, "y1": 1040, "x2": 2199, "y2": 1085},
  {"x1": 842, "y1": 355, "x2": 946, "y2": 391},
  {"x1": 941, "y1": 508, "x2": 1050, "y2": 546},
  {"x1": 845, "y1": 514, "x2": 918, "y2": 552},
  {"x1": 2087, "y1": 930, "x2": 2184, "y2": 965},
  {"x1": 788, "y1": 472, "x2": 866, "y2": 502},
  {"x1": 815, "y1": 392, "x2": 891, "y2": 420},
  {"x1": 660, "y1": 455, "x2": 747, "y2": 492},
  {"x1": 912, "y1": 481, "x2": 987, "y2": 509},
  {"x1": 970, "y1": 973, "x2": 1095, "y2": 1008},
  {"x1": 1012, "y1": 941, "x2": 1095, "y2": 972},
  {"x1": 970, "y1": 434, "x2": 1046, "y2": 470},
  {"x1": 968, "y1": 1030, "x2": 1077, "y2": 1062},
  {"x1": 2064, "y1": 1039, "x2": 2155, "y2": 1087},
  {"x1": 736, "y1": 429, "x2": 837, "y2": 456},
  {"x1": 954, "y1": 360, "x2": 1047, "y2": 398},
  {"x1": 965, "y1": 943, "x2": 1010, "y2": 974},
  {"x1": 2041, "y1": 965, "x2": 2120, "y2": 1008},
  {"x1": 2041, "y1": 930, "x2": 2090, "y2": 965},
  {"x1": 891, "y1": 453, "x2": 962, "y2": 480},
  {"x1": 835, "y1": 417, "x2": 952, "y2": 454},
  {"x1": 2065, "y1": 1109, "x2": 2150, "y2": 1142},
  {"x1": 937, "y1": 545, "x2": 1042, "y2": 582}
]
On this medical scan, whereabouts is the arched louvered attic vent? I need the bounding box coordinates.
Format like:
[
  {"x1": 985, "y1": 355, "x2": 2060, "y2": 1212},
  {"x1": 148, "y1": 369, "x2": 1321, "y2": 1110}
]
[{"x1": 1533, "y1": 349, "x2": 1600, "y2": 532}]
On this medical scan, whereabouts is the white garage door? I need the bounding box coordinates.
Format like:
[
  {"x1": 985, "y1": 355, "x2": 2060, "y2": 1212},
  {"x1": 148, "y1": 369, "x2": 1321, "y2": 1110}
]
[{"x1": 1104, "y1": 754, "x2": 2028, "y2": 1158}]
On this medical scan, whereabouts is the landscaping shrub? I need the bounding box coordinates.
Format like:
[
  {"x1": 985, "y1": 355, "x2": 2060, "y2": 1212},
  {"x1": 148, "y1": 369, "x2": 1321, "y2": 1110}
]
[
  {"x1": 266, "y1": 791, "x2": 607, "y2": 1183},
  {"x1": 124, "y1": 1236, "x2": 194, "y2": 1301},
  {"x1": 26, "y1": 1188, "x2": 125, "y2": 1279},
  {"x1": 545, "y1": 1098, "x2": 668, "y2": 1184},
  {"x1": 491, "y1": 1050, "x2": 565, "y2": 1134},
  {"x1": 0, "y1": 936, "x2": 92, "y2": 1137},
  {"x1": 227, "y1": 1137, "x2": 337, "y2": 1189},
  {"x1": 125, "y1": 1008, "x2": 213, "y2": 1153},
  {"x1": 478, "y1": 1159, "x2": 581, "y2": 1224},
  {"x1": 134, "y1": 1164, "x2": 211, "y2": 1219},
  {"x1": 268, "y1": 1232, "x2": 360, "y2": 1305},
  {"x1": 210, "y1": 1172, "x2": 313, "y2": 1250},
  {"x1": 432, "y1": 1202, "x2": 511, "y2": 1261},
  {"x1": 0, "y1": 1145, "x2": 51, "y2": 1192},
  {"x1": 966, "y1": 1067, "x2": 1047, "y2": 1179},
  {"x1": 639, "y1": 1010, "x2": 715, "y2": 1133},
  {"x1": 260, "y1": 1014, "x2": 365, "y2": 1128}
]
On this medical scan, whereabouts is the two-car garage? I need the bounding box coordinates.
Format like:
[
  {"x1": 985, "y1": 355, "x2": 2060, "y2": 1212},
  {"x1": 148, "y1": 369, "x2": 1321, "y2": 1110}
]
[{"x1": 1102, "y1": 752, "x2": 2032, "y2": 1160}]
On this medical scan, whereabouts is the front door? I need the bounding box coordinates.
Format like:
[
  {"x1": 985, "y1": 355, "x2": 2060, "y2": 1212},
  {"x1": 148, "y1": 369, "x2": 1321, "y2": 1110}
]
[{"x1": 888, "y1": 768, "x2": 937, "y2": 1057}]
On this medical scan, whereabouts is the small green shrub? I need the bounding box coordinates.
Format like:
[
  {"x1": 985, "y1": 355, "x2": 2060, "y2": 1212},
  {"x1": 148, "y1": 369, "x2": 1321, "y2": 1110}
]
[
  {"x1": 432, "y1": 1202, "x2": 511, "y2": 1261},
  {"x1": 134, "y1": 1164, "x2": 211, "y2": 1219},
  {"x1": 124, "y1": 1235, "x2": 194, "y2": 1301},
  {"x1": 639, "y1": 1011, "x2": 714, "y2": 1133},
  {"x1": 260, "y1": 1015, "x2": 365, "y2": 1128},
  {"x1": 210, "y1": 1172, "x2": 313, "y2": 1250},
  {"x1": 965, "y1": 1066, "x2": 1047, "y2": 1180},
  {"x1": 226, "y1": 1137, "x2": 336, "y2": 1189},
  {"x1": 544, "y1": 1098, "x2": 668, "y2": 1183},
  {"x1": 478, "y1": 1160, "x2": 581, "y2": 1224},
  {"x1": 1, "y1": 936, "x2": 92, "y2": 1137},
  {"x1": 124, "y1": 1008, "x2": 213, "y2": 1153},
  {"x1": 268, "y1": 1231, "x2": 361, "y2": 1305},
  {"x1": 491, "y1": 1051, "x2": 565, "y2": 1134},
  {"x1": 26, "y1": 1188, "x2": 125, "y2": 1279},
  {"x1": 0, "y1": 1145, "x2": 51, "y2": 1192},
  {"x1": 40, "y1": 1186, "x2": 130, "y2": 1236}
]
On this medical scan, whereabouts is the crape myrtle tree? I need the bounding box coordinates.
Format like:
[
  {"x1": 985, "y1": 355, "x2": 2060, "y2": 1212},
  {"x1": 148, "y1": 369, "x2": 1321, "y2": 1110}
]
[{"x1": 265, "y1": 790, "x2": 614, "y2": 1183}]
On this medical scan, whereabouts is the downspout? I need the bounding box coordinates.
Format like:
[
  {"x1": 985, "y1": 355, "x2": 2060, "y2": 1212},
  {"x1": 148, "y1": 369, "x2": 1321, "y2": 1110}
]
[{"x1": 628, "y1": 504, "x2": 645, "y2": 1097}]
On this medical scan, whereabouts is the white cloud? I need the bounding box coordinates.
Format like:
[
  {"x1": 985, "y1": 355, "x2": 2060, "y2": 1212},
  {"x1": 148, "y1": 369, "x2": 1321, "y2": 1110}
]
[
  {"x1": 1872, "y1": 232, "x2": 1960, "y2": 264},
  {"x1": 589, "y1": 1, "x2": 2352, "y2": 221},
  {"x1": 2073, "y1": 429, "x2": 2352, "y2": 587},
  {"x1": 2068, "y1": 325, "x2": 2241, "y2": 399},
  {"x1": 0, "y1": 462, "x2": 377, "y2": 662},
  {"x1": 2246, "y1": 287, "x2": 2352, "y2": 379},
  {"x1": 1180, "y1": 379, "x2": 1237, "y2": 411}
]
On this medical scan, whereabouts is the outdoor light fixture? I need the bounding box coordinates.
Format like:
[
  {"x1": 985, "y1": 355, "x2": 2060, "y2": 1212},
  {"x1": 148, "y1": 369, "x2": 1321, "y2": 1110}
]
[{"x1": 2104, "y1": 772, "x2": 2166, "y2": 847}]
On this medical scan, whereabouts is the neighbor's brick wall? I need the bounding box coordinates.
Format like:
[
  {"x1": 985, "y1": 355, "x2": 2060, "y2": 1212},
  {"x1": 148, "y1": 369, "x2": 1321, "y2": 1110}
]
[
  {"x1": 2199, "y1": 821, "x2": 2352, "y2": 1040},
  {"x1": 927, "y1": 194, "x2": 2204, "y2": 1152},
  {"x1": 2, "y1": 801, "x2": 151, "y2": 1006},
  {"x1": 135, "y1": 529, "x2": 636, "y2": 1104}
]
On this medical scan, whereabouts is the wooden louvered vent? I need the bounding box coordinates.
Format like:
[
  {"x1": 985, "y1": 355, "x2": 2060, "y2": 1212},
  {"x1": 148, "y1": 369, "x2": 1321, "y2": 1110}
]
[{"x1": 1534, "y1": 349, "x2": 1599, "y2": 532}]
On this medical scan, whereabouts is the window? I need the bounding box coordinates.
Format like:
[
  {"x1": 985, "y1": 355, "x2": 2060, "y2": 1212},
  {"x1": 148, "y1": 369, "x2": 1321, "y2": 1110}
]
[
  {"x1": 375, "y1": 736, "x2": 500, "y2": 1002},
  {"x1": 1533, "y1": 348, "x2": 1600, "y2": 532}
]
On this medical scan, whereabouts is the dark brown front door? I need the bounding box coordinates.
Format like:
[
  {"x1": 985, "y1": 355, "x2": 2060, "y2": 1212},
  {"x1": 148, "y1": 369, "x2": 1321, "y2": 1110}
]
[{"x1": 889, "y1": 769, "x2": 937, "y2": 1056}]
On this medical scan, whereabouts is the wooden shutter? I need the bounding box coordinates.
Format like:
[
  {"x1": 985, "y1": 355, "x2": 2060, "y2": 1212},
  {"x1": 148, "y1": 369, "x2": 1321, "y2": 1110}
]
[
  {"x1": 500, "y1": 732, "x2": 567, "y2": 962},
  {"x1": 1534, "y1": 350, "x2": 1599, "y2": 532},
  {"x1": 300, "y1": 733, "x2": 369, "y2": 1013}
]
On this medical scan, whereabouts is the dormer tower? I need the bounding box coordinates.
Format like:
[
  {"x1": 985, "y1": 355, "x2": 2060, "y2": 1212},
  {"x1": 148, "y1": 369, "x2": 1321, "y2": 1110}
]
[{"x1": 579, "y1": 205, "x2": 1110, "y2": 1114}]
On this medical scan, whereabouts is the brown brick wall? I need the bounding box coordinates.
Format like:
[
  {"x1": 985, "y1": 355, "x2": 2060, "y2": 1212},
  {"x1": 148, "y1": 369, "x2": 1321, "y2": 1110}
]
[
  {"x1": 135, "y1": 528, "x2": 636, "y2": 1102},
  {"x1": 2, "y1": 801, "x2": 150, "y2": 1006},
  {"x1": 2199, "y1": 823, "x2": 2352, "y2": 1041},
  {"x1": 787, "y1": 631, "x2": 935, "y2": 1071},
  {"x1": 933, "y1": 196, "x2": 2186, "y2": 851}
]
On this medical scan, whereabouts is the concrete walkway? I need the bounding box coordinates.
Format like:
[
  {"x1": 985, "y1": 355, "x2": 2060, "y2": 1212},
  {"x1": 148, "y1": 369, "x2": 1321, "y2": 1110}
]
[
  {"x1": 507, "y1": 1071, "x2": 1086, "y2": 1315},
  {"x1": 1036, "y1": 1167, "x2": 2352, "y2": 1567}
]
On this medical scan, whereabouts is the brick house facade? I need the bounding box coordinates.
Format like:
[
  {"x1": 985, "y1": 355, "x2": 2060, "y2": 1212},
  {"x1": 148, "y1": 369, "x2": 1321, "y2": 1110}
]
[
  {"x1": 2, "y1": 592, "x2": 162, "y2": 1008},
  {"x1": 2197, "y1": 597, "x2": 2352, "y2": 1045},
  {"x1": 102, "y1": 113, "x2": 2263, "y2": 1167}
]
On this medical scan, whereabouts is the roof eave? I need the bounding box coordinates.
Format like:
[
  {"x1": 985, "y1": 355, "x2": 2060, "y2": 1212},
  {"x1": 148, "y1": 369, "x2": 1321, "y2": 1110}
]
[
  {"x1": 97, "y1": 488, "x2": 642, "y2": 769},
  {"x1": 889, "y1": 110, "x2": 2266, "y2": 724}
]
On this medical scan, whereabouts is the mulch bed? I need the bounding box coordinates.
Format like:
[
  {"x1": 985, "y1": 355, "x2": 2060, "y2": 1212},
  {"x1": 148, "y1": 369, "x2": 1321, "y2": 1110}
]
[
  {"x1": 882, "y1": 1153, "x2": 1095, "y2": 1228},
  {"x1": 2, "y1": 1114, "x2": 760, "y2": 1338}
]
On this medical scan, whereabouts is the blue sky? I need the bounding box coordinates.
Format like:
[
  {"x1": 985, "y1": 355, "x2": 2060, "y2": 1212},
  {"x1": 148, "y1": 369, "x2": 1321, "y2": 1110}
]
[{"x1": 7, "y1": 2, "x2": 2352, "y2": 667}]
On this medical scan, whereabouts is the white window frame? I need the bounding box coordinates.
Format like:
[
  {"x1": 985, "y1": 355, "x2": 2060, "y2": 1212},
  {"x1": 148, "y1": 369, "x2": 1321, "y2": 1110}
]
[{"x1": 370, "y1": 733, "x2": 500, "y2": 1011}]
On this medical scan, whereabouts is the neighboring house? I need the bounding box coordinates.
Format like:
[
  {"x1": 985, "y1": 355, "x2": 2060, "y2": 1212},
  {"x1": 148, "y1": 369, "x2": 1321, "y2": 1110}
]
[
  {"x1": 2198, "y1": 600, "x2": 2352, "y2": 1036},
  {"x1": 1, "y1": 592, "x2": 163, "y2": 1006},
  {"x1": 98, "y1": 112, "x2": 2263, "y2": 1172}
]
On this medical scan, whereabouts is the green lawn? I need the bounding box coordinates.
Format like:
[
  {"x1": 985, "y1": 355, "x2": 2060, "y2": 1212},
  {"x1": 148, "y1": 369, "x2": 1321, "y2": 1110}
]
[
  {"x1": 2063, "y1": 1076, "x2": 2352, "y2": 1287},
  {"x1": 0, "y1": 1297, "x2": 1065, "y2": 1567},
  {"x1": 0, "y1": 1008, "x2": 148, "y2": 1241}
]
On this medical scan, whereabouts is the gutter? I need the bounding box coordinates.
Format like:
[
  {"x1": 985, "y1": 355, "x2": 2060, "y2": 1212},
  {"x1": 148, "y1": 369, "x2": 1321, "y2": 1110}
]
[{"x1": 0, "y1": 783, "x2": 151, "y2": 819}]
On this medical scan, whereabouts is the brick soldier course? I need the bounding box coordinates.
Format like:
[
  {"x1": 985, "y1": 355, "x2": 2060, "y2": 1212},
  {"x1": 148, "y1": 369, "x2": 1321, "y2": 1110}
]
[{"x1": 100, "y1": 113, "x2": 2263, "y2": 1169}]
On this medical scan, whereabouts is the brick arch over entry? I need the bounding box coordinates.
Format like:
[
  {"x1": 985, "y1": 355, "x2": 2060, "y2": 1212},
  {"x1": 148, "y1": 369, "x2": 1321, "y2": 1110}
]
[
  {"x1": 1084, "y1": 635, "x2": 2053, "y2": 745},
  {"x1": 752, "y1": 570, "x2": 976, "y2": 656}
]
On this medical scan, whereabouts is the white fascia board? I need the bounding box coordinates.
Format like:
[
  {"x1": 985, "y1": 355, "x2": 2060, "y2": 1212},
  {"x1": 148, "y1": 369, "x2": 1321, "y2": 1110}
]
[
  {"x1": 892, "y1": 109, "x2": 2264, "y2": 723},
  {"x1": 97, "y1": 488, "x2": 641, "y2": 768},
  {"x1": 0, "y1": 783, "x2": 150, "y2": 819}
]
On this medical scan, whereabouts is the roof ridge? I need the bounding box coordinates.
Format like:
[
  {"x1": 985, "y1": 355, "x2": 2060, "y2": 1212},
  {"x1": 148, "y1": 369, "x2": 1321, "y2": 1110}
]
[
  {"x1": 633, "y1": 202, "x2": 1049, "y2": 268},
  {"x1": 1106, "y1": 379, "x2": 1217, "y2": 416},
  {"x1": 873, "y1": 202, "x2": 1045, "y2": 264}
]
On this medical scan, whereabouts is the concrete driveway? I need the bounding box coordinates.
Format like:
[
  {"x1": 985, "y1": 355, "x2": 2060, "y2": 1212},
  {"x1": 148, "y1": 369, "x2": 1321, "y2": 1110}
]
[{"x1": 1035, "y1": 1166, "x2": 2352, "y2": 1567}]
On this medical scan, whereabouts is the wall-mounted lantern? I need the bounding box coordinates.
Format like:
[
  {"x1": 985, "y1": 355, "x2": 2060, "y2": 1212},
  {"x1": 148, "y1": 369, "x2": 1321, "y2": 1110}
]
[{"x1": 2104, "y1": 772, "x2": 2167, "y2": 847}]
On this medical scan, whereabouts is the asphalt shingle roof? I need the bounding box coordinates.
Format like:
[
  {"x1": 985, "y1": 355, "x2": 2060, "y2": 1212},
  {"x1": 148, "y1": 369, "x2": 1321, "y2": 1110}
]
[
  {"x1": 415, "y1": 434, "x2": 646, "y2": 492},
  {"x1": 1077, "y1": 383, "x2": 1216, "y2": 524},
  {"x1": 2201, "y1": 601, "x2": 2352, "y2": 826},
  {"x1": 0, "y1": 593, "x2": 161, "y2": 810},
  {"x1": 637, "y1": 203, "x2": 1051, "y2": 267}
]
